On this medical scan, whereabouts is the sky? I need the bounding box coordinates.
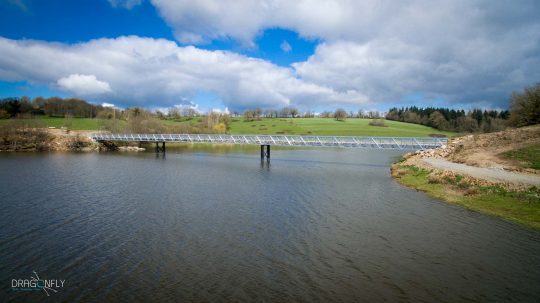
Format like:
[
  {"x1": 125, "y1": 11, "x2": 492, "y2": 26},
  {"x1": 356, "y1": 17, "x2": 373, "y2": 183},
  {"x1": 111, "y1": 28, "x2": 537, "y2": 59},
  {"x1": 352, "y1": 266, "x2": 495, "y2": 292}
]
[{"x1": 0, "y1": 0, "x2": 539, "y2": 113}]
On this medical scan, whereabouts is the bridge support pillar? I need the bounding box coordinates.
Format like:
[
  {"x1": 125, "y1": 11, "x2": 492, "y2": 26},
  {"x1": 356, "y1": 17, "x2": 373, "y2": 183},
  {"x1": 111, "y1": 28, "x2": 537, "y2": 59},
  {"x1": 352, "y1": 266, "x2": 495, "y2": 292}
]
[
  {"x1": 260, "y1": 144, "x2": 270, "y2": 159},
  {"x1": 155, "y1": 142, "x2": 166, "y2": 153}
]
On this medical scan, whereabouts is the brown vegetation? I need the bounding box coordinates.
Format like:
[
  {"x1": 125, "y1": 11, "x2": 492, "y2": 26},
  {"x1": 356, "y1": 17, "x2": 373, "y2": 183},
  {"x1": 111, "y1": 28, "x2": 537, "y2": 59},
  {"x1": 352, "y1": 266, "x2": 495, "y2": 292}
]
[
  {"x1": 368, "y1": 119, "x2": 386, "y2": 127},
  {"x1": 508, "y1": 82, "x2": 540, "y2": 127},
  {"x1": 0, "y1": 118, "x2": 99, "y2": 152}
]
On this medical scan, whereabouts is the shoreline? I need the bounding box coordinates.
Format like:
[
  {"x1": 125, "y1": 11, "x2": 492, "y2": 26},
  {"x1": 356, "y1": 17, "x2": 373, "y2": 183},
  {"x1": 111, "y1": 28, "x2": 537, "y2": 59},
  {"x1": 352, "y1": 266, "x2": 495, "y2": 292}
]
[{"x1": 391, "y1": 126, "x2": 540, "y2": 229}]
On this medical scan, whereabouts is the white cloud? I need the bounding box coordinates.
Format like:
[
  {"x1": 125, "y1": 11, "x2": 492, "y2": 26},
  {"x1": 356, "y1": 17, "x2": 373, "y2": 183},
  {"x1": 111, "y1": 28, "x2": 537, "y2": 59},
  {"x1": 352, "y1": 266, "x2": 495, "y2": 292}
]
[
  {"x1": 4, "y1": 0, "x2": 540, "y2": 109},
  {"x1": 143, "y1": 0, "x2": 540, "y2": 107},
  {"x1": 0, "y1": 36, "x2": 365, "y2": 110},
  {"x1": 102, "y1": 102, "x2": 115, "y2": 108},
  {"x1": 148, "y1": 0, "x2": 540, "y2": 46},
  {"x1": 209, "y1": 107, "x2": 230, "y2": 114},
  {"x1": 57, "y1": 74, "x2": 112, "y2": 95},
  {"x1": 280, "y1": 40, "x2": 291, "y2": 52}
]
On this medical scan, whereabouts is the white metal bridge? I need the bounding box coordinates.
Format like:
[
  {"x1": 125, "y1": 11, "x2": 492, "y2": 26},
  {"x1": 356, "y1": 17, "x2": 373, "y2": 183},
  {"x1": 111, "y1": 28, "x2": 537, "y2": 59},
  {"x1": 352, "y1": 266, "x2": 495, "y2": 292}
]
[{"x1": 90, "y1": 133, "x2": 447, "y2": 150}]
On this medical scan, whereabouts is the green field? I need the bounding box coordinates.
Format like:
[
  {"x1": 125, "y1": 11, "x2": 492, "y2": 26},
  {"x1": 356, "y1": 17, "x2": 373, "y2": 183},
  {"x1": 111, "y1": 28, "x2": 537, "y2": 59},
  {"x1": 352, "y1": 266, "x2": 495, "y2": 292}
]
[
  {"x1": 0, "y1": 117, "x2": 128, "y2": 130},
  {"x1": 0, "y1": 117, "x2": 101, "y2": 130},
  {"x1": 165, "y1": 117, "x2": 455, "y2": 137},
  {"x1": 228, "y1": 118, "x2": 455, "y2": 137},
  {"x1": 1, "y1": 117, "x2": 456, "y2": 137},
  {"x1": 501, "y1": 144, "x2": 540, "y2": 170}
]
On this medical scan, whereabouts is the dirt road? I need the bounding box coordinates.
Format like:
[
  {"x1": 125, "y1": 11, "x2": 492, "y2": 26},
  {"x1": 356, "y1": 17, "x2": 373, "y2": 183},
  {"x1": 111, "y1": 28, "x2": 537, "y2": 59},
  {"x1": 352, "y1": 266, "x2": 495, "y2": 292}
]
[{"x1": 422, "y1": 158, "x2": 540, "y2": 186}]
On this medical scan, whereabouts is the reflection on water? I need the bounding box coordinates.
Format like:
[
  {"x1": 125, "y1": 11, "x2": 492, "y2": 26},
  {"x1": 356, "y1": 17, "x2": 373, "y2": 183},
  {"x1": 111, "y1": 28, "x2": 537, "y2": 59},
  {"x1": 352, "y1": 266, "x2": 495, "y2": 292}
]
[{"x1": 0, "y1": 147, "x2": 539, "y2": 302}]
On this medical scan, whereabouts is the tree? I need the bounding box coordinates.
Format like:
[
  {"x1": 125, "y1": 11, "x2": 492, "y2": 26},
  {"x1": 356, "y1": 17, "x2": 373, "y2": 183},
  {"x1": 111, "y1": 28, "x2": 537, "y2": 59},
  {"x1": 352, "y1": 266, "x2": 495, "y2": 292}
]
[
  {"x1": 279, "y1": 107, "x2": 291, "y2": 118},
  {"x1": 320, "y1": 111, "x2": 331, "y2": 118},
  {"x1": 244, "y1": 110, "x2": 254, "y2": 121},
  {"x1": 290, "y1": 107, "x2": 299, "y2": 118},
  {"x1": 183, "y1": 107, "x2": 198, "y2": 117},
  {"x1": 167, "y1": 107, "x2": 181, "y2": 119},
  {"x1": 203, "y1": 112, "x2": 220, "y2": 129},
  {"x1": 334, "y1": 108, "x2": 347, "y2": 121},
  {"x1": 63, "y1": 113, "x2": 73, "y2": 129},
  {"x1": 508, "y1": 82, "x2": 540, "y2": 127},
  {"x1": 428, "y1": 111, "x2": 449, "y2": 130}
]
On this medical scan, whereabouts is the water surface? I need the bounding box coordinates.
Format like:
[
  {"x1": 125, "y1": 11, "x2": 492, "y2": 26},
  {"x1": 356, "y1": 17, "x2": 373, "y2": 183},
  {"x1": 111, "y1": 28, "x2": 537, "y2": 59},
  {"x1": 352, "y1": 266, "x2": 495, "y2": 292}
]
[{"x1": 1, "y1": 147, "x2": 539, "y2": 302}]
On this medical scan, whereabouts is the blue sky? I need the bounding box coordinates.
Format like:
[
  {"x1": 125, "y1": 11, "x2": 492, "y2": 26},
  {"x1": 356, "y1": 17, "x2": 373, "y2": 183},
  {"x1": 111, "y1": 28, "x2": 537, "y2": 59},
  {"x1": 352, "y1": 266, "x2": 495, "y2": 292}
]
[{"x1": 0, "y1": 0, "x2": 539, "y2": 112}]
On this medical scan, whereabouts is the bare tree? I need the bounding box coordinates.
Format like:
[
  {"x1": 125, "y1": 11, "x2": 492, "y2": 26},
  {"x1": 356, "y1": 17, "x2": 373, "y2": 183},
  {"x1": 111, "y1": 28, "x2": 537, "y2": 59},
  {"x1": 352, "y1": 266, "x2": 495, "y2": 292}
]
[
  {"x1": 290, "y1": 107, "x2": 299, "y2": 118},
  {"x1": 508, "y1": 82, "x2": 540, "y2": 127},
  {"x1": 334, "y1": 108, "x2": 347, "y2": 121},
  {"x1": 167, "y1": 107, "x2": 181, "y2": 119}
]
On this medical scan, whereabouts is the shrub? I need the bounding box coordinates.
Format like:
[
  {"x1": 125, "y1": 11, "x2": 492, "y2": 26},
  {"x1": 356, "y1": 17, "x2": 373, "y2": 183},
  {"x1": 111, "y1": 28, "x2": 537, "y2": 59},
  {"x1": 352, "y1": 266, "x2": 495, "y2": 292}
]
[{"x1": 368, "y1": 119, "x2": 387, "y2": 127}]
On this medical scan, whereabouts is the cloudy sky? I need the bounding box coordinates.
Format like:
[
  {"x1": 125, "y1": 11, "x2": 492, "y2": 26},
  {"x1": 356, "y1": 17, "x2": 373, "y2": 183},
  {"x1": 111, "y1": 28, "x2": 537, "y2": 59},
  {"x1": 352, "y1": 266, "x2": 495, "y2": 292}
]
[{"x1": 0, "y1": 0, "x2": 539, "y2": 112}]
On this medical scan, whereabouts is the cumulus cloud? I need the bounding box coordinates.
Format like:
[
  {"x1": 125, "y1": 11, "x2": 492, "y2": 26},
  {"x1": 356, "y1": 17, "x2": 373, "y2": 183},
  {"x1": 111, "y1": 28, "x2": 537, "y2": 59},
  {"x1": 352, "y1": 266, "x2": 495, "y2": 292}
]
[
  {"x1": 57, "y1": 74, "x2": 112, "y2": 95},
  {"x1": 3, "y1": 0, "x2": 540, "y2": 109},
  {"x1": 144, "y1": 0, "x2": 540, "y2": 107},
  {"x1": 0, "y1": 36, "x2": 365, "y2": 110},
  {"x1": 148, "y1": 0, "x2": 540, "y2": 45}
]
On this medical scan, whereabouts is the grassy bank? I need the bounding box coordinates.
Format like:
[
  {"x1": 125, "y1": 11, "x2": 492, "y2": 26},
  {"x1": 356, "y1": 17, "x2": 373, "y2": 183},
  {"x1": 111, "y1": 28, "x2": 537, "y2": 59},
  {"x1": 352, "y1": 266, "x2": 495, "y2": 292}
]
[
  {"x1": 392, "y1": 163, "x2": 540, "y2": 229},
  {"x1": 501, "y1": 144, "x2": 540, "y2": 170}
]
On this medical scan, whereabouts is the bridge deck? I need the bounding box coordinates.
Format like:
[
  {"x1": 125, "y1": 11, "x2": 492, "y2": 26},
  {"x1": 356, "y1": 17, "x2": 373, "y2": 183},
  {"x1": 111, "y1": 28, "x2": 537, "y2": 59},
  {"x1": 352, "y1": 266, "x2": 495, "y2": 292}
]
[{"x1": 90, "y1": 133, "x2": 446, "y2": 150}]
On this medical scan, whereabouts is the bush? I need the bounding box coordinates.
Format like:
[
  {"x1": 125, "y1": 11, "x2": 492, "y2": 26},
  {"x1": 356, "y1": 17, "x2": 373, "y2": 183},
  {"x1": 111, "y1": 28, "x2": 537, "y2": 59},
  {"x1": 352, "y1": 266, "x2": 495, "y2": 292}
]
[
  {"x1": 0, "y1": 118, "x2": 50, "y2": 151},
  {"x1": 66, "y1": 135, "x2": 93, "y2": 150},
  {"x1": 368, "y1": 119, "x2": 387, "y2": 127}
]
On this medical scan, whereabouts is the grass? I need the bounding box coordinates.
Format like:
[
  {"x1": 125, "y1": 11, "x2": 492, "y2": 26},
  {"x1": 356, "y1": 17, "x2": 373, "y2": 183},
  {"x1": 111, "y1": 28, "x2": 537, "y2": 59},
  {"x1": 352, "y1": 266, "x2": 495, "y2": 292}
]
[
  {"x1": 1, "y1": 117, "x2": 456, "y2": 137},
  {"x1": 501, "y1": 144, "x2": 540, "y2": 170},
  {"x1": 392, "y1": 164, "x2": 540, "y2": 229},
  {"x1": 0, "y1": 116, "x2": 130, "y2": 130},
  {"x1": 227, "y1": 118, "x2": 455, "y2": 137},
  {"x1": 0, "y1": 117, "x2": 101, "y2": 130}
]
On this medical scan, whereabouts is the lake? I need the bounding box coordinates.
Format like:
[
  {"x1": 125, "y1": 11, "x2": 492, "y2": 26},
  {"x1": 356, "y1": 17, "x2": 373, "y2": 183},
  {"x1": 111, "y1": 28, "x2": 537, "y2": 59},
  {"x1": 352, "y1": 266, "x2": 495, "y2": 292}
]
[{"x1": 1, "y1": 147, "x2": 539, "y2": 302}]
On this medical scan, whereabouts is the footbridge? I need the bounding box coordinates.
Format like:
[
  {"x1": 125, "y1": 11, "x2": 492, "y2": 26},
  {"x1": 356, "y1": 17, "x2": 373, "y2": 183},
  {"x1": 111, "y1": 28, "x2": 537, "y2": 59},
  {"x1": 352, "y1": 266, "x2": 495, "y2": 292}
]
[{"x1": 90, "y1": 133, "x2": 447, "y2": 159}]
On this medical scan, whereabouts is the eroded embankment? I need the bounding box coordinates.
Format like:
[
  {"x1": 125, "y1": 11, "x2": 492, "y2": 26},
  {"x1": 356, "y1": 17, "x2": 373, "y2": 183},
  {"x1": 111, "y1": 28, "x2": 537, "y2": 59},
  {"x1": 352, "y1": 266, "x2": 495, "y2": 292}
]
[
  {"x1": 0, "y1": 128, "x2": 100, "y2": 152},
  {"x1": 391, "y1": 125, "x2": 540, "y2": 229}
]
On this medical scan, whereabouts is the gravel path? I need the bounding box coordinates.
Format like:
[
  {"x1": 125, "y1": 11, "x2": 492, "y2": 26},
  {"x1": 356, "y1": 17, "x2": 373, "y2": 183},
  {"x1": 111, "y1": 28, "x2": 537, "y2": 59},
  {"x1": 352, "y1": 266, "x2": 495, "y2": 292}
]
[{"x1": 422, "y1": 158, "x2": 540, "y2": 186}]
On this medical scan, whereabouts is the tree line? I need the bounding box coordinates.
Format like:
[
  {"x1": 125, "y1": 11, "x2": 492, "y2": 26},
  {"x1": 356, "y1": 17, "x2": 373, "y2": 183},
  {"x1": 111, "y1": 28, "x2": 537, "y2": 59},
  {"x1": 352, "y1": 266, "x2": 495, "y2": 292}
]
[
  {"x1": 385, "y1": 107, "x2": 510, "y2": 133},
  {"x1": 385, "y1": 82, "x2": 539, "y2": 132},
  {"x1": 1, "y1": 82, "x2": 538, "y2": 134},
  {"x1": 0, "y1": 96, "x2": 105, "y2": 118}
]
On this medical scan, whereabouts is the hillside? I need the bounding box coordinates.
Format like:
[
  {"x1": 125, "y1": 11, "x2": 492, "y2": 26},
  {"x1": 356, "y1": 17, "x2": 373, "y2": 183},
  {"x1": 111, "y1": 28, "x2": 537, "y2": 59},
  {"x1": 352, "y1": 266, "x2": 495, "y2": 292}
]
[
  {"x1": 218, "y1": 118, "x2": 453, "y2": 137},
  {"x1": 1, "y1": 117, "x2": 455, "y2": 137}
]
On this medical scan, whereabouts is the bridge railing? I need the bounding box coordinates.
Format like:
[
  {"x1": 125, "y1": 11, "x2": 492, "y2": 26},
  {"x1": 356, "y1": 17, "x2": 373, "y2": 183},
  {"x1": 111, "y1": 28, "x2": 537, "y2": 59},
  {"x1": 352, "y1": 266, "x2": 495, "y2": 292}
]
[{"x1": 89, "y1": 133, "x2": 447, "y2": 150}]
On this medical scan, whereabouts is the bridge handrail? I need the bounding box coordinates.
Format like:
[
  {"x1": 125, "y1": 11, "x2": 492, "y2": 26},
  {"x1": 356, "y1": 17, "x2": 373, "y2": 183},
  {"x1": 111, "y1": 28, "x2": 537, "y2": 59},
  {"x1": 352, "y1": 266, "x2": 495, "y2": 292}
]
[{"x1": 89, "y1": 133, "x2": 447, "y2": 150}]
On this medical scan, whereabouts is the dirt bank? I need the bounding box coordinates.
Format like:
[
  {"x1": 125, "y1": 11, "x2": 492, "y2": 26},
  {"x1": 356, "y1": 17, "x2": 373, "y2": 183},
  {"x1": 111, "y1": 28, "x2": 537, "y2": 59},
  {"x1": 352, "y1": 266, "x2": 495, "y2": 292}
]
[
  {"x1": 413, "y1": 125, "x2": 540, "y2": 172},
  {"x1": 47, "y1": 129, "x2": 100, "y2": 151},
  {"x1": 0, "y1": 128, "x2": 100, "y2": 152},
  {"x1": 391, "y1": 125, "x2": 540, "y2": 228},
  {"x1": 400, "y1": 125, "x2": 540, "y2": 190}
]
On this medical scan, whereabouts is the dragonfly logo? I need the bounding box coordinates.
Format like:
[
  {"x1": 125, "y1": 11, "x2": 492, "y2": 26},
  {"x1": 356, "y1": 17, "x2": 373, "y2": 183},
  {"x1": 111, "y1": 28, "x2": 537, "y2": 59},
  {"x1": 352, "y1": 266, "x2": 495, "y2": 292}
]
[{"x1": 11, "y1": 271, "x2": 65, "y2": 296}]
